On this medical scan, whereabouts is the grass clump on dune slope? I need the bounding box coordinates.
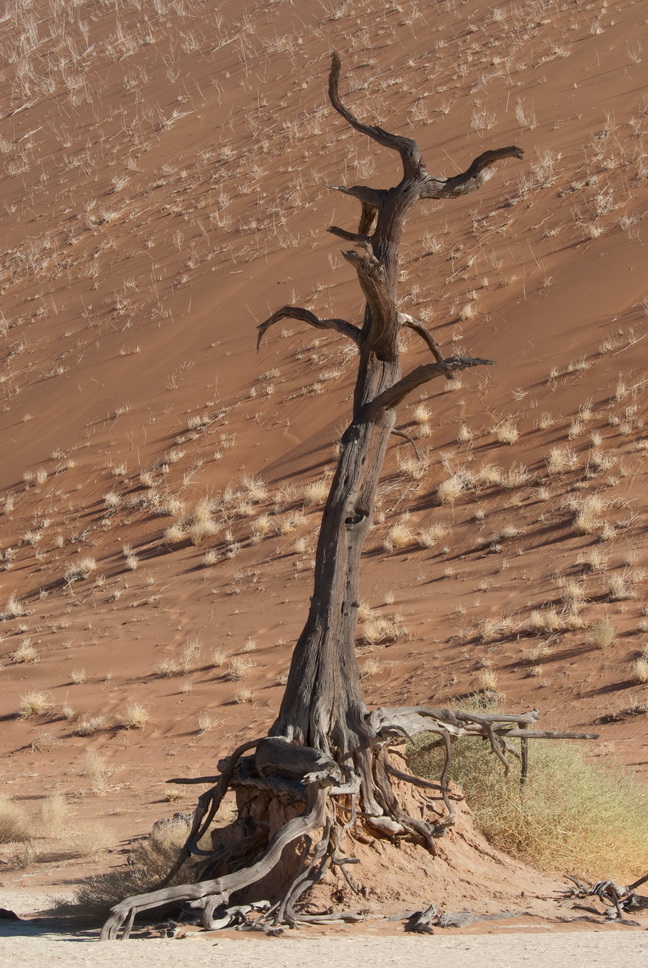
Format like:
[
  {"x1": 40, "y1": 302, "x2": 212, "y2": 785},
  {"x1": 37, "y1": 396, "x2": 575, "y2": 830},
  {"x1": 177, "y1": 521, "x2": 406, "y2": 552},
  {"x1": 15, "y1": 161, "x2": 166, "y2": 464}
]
[{"x1": 408, "y1": 720, "x2": 648, "y2": 882}]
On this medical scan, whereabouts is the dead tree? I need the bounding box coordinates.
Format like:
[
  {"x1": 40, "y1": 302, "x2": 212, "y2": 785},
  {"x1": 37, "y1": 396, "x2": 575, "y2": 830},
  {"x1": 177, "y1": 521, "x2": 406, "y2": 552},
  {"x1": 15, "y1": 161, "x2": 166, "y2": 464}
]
[{"x1": 101, "y1": 54, "x2": 596, "y2": 940}]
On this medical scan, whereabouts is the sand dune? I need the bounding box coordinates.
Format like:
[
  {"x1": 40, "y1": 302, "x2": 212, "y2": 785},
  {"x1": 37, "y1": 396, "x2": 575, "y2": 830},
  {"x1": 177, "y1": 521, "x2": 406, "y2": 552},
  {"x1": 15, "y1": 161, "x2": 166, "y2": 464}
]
[{"x1": 0, "y1": 0, "x2": 646, "y2": 923}]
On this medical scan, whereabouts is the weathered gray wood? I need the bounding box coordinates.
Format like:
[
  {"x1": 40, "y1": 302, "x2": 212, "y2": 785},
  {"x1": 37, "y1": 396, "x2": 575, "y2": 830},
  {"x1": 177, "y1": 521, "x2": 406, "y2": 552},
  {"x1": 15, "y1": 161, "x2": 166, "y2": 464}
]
[
  {"x1": 100, "y1": 784, "x2": 327, "y2": 939},
  {"x1": 257, "y1": 305, "x2": 360, "y2": 349}
]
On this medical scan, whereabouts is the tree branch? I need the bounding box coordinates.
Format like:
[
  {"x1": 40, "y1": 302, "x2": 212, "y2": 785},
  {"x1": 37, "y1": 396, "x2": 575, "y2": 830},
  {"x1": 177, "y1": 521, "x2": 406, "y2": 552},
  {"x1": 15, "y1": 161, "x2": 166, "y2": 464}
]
[
  {"x1": 257, "y1": 306, "x2": 361, "y2": 350},
  {"x1": 397, "y1": 312, "x2": 454, "y2": 383},
  {"x1": 327, "y1": 225, "x2": 372, "y2": 244},
  {"x1": 326, "y1": 183, "x2": 387, "y2": 208},
  {"x1": 391, "y1": 428, "x2": 420, "y2": 459},
  {"x1": 496, "y1": 728, "x2": 599, "y2": 740},
  {"x1": 367, "y1": 356, "x2": 495, "y2": 414},
  {"x1": 328, "y1": 51, "x2": 423, "y2": 179},
  {"x1": 420, "y1": 146, "x2": 524, "y2": 199}
]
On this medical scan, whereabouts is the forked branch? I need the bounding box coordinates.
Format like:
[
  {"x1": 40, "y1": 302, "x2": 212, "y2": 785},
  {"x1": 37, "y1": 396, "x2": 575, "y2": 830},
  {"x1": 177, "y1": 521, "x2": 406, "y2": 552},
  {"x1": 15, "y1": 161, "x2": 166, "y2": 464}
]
[
  {"x1": 328, "y1": 53, "x2": 523, "y2": 216},
  {"x1": 257, "y1": 306, "x2": 361, "y2": 350},
  {"x1": 329, "y1": 50, "x2": 423, "y2": 178}
]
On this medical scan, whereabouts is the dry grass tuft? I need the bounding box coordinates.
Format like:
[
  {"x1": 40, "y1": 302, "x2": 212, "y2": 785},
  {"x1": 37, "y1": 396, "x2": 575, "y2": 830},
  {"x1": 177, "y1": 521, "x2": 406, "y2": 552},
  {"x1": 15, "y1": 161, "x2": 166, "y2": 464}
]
[
  {"x1": 241, "y1": 475, "x2": 268, "y2": 502},
  {"x1": 493, "y1": 419, "x2": 519, "y2": 445},
  {"x1": 156, "y1": 659, "x2": 180, "y2": 677},
  {"x1": 163, "y1": 523, "x2": 187, "y2": 545},
  {"x1": 65, "y1": 557, "x2": 97, "y2": 582},
  {"x1": 84, "y1": 751, "x2": 112, "y2": 795},
  {"x1": 586, "y1": 619, "x2": 615, "y2": 650},
  {"x1": 303, "y1": 479, "x2": 329, "y2": 505},
  {"x1": 19, "y1": 690, "x2": 52, "y2": 718},
  {"x1": 576, "y1": 548, "x2": 608, "y2": 572},
  {"x1": 73, "y1": 716, "x2": 107, "y2": 737},
  {"x1": 360, "y1": 611, "x2": 407, "y2": 645},
  {"x1": 476, "y1": 464, "x2": 504, "y2": 487},
  {"x1": 607, "y1": 572, "x2": 638, "y2": 601},
  {"x1": 522, "y1": 642, "x2": 551, "y2": 665},
  {"x1": 632, "y1": 658, "x2": 648, "y2": 684},
  {"x1": 396, "y1": 452, "x2": 429, "y2": 480},
  {"x1": 478, "y1": 669, "x2": 499, "y2": 694},
  {"x1": 3, "y1": 592, "x2": 29, "y2": 619},
  {"x1": 12, "y1": 639, "x2": 39, "y2": 663},
  {"x1": 189, "y1": 518, "x2": 218, "y2": 546},
  {"x1": 417, "y1": 523, "x2": 449, "y2": 548},
  {"x1": 275, "y1": 511, "x2": 306, "y2": 535},
  {"x1": 58, "y1": 823, "x2": 112, "y2": 860},
  {"x1": 436, "y1": 472, "x2": 470, "y2": 505},
  {"x1": 0, "y1": 796, "x2": 31, "y2": 843},
  {"x1": 234, "y1": 688, "x2": 253, "y2": 704},
  {"x1": 210, "y1": 648, "x2": 229, "y2": 668},
  {"x1": 546, "y1": 446, "x2": 577, "y2": 476},
  {"x1": 250, "y1": 513, "x2": 272, "y2": 543},
  {"x1": 383, "y1": 518, "x2": 415, "y2": 551},
  {"x1": 226, "y1": 657, "x2": 252, "y2": 681},
  {"x1": 40, "y1": 792, "x2": 68, "y2": 839},
  {"x1": 477, "y1": 618, "x2": 513, "y2": 643},
  {"x1": 121, "y1": 702, "x2": 152, "y2": 729},
  {"x1": 572, "y1": 495, "x2": 608, "y2": 536},
  {"x1": 526, "y1": 608, "x2": 563, "y2": 635},
  {"x1": 197, "y1": 711, "x2": 222, "y2": 733},
  {"x1": 360, "y1": 658, "x2": 385, "y2": 679},
  {"x1": 180, "y1": 639, "x2": 201, "y2": 673}
]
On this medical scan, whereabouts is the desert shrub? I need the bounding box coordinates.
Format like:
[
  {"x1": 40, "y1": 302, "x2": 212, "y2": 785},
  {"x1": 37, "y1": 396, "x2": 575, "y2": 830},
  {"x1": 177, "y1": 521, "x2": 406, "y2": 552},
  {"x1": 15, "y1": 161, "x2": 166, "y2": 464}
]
[
  {"x1": 64, "y1": 814, "x2": 195, "y2": 917},
  {"x1": 65, "y1": 557, "x2": 97, "y2": 582},
  {"x1": 408, "y1": 712, "x2": 648, "y2": 880},
  {"x1": 632, "y1": 658, "x2": 648, "y2": 684},
  {"x1": 12, "y1": 639, "x2": 39, "y2": 663},
  {"x1": 0, "y1": 796, "x2": 31, "y2": 843},
  {"x1": 360, "y1": 612, "x2": 407, "y2": 645}
]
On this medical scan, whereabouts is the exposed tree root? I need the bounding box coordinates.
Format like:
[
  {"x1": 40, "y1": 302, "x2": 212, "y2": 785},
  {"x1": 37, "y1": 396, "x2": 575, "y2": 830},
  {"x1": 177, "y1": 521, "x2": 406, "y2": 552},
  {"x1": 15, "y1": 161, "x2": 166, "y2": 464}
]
[{"x1": 100, "y1": 708, "x2": 595, "y2": 939}]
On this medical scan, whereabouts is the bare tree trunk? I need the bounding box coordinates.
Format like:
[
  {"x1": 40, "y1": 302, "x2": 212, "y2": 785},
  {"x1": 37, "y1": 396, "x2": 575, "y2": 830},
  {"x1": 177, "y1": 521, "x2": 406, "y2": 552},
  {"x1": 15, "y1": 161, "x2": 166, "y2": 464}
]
[
  {"x1": 101, "y1": 54, "x2": 597, "y2": 940},
  {"x1": 270, "y1": 52, "x2": 515, "y2": 761}
]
